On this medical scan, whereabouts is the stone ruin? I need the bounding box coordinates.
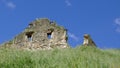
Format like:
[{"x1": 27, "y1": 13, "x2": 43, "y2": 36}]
[
  {"x1": 1, "y1": 18, "x2": 97, "y2": 50},
  {"x1": 4, "y1": 18, "x2": 69, "y2": 50},
  {"x1": 83, "y1": 34, "x2": 96, "y2": 47}
]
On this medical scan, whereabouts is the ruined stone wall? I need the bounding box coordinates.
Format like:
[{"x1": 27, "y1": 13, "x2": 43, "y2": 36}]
[
  {"x1": 83, "y1": 34, "x2": 96, "y2": 47},
  {"x1": 11, "y1": 18, "x2": 68, "y2": 50},
  {"x1": 0, "y1": 18, "x2": 97, "y2": 50}
]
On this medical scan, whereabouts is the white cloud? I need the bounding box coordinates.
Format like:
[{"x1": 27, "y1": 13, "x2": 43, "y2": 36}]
[
  {"x1": 65, "y1": 0, "x2": 72, "y2": 6},
  {"x1": 114, "y1": 18, "x2": 120, "y2": 33},
  {"x1": 68, "y1": 32, "x2": 79, "y2": 41},
  {"x1": 2, "y1": 0, "x2": 16, "y2": 9},
  {"x1": 115, "y1": 18, "x2": 120, "y2": 26},
  {"x1": 116, "y1": 27, "x2": 120, "y2": 33},
  {"x1": 6, "y1": 2, "x2": 16, "y2": 9}
]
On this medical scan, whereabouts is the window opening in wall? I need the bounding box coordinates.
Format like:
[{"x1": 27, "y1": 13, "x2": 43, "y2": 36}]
[
  {"x1": 47, "y1": 32, "x2": 52, "y2": 39},
  {"x1": 29, "y1": 23, "x2": 35, "y2": 28},
  {"x1": 25, "y1": 31, "x2": 34, "y2": 41}
]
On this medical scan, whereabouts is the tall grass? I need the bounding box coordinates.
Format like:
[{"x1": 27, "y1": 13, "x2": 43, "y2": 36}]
[{"x1": 0, "y1": 46, "x2": 120, "y2": 68}]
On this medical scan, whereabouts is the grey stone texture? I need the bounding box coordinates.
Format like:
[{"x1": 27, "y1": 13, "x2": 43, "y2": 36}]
[{"x1": 5, "y1": 18, "x2": 69, "y2": 50}]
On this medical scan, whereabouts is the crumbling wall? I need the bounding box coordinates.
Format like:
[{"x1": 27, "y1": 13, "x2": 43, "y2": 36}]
[
  {"x1": 12, "y1": 18, "x2": 68, "y2": 50},
  {"x1": 83, "y1": 34, "x2": 96, "y2": 47}
]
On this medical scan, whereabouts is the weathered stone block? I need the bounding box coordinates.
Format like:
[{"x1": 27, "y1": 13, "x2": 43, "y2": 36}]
[{"x1": 83, "y1": 34, "x2": 96, "y2": 47}]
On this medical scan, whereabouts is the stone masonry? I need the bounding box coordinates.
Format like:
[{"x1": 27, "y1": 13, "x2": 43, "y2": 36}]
[
  {"x1": 83, "y1": 34, "x2": 96, "y2": 47},
  {"x1": 5, "y1": 18, "x2": 69, "y2": 50}
]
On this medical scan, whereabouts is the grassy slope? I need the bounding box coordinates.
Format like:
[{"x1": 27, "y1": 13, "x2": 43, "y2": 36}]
[{"x1": 0, "y1": 46, "x2": 120, "y2": 68}]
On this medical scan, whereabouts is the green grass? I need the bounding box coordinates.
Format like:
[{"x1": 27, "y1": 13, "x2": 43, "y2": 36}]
[{"x1": 0, "y1": 46, "x2": 120, "y2": 68}]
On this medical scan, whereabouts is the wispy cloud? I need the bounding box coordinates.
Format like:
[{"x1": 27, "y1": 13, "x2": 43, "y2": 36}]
[
  {"x1": 6, "y1": 1, "x2": 16, "y2": 9},
  {"x1": 114, "y1": 18, "x2": 120, "y2": 33},
  {"x1": 2, "y1": 0, "x2": 16, "y2": 9},
  {"x1": 68, "y1": 32, "x2": 79, "y2": 41},
  {"x1": 65, "y1": 0, "x2": 72, "y2": 6},
  {"x1": 116, "y1": 27, "x2": 120, "y2": 33},
  {"x1": 115, "y1": 18, "x2": 120, "y2": 26}
]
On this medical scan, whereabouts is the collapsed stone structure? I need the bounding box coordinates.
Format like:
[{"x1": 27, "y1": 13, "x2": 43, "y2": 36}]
[
  {"x1": 4, "y1": 18, "x2": 69, "y2": 50},
  {"x1": 83, "y1": 34, "x2": 96, "y2": 47},
  {"x1": 1, "y1": 18, "x2": 97, "y2": 50}
]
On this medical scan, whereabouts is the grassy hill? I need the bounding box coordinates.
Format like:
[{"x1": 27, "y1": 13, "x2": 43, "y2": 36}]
[{"x1": 0, "y1": 46, "x2": 120, "y2": 68}]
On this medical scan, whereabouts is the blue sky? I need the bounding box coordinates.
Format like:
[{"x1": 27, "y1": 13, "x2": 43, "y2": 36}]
[{"x1": 0, "y1": 0, "x2": 120, "y2": 48}]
